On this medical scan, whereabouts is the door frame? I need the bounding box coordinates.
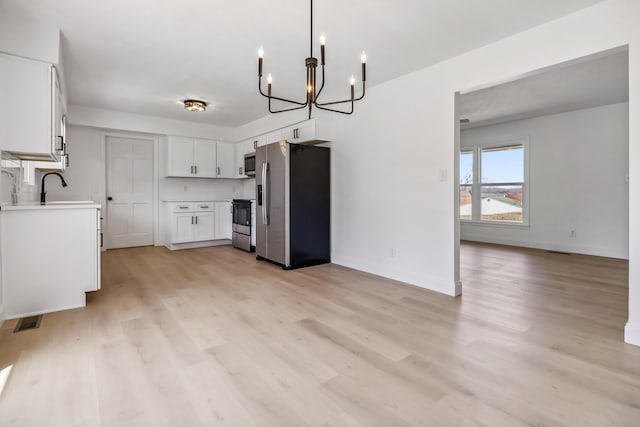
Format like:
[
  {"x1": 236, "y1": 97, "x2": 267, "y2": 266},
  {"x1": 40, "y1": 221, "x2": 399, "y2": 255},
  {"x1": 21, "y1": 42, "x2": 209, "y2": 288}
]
[{"x1": 102, "y1": 131, "x2": 160, "y2": 250}]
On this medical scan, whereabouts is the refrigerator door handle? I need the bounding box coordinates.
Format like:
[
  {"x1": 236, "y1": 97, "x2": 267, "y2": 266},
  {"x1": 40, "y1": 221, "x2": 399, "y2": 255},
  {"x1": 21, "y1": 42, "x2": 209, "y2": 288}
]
[{"x1": 262, "y1": 161, "x2": 269, "y2": 225}]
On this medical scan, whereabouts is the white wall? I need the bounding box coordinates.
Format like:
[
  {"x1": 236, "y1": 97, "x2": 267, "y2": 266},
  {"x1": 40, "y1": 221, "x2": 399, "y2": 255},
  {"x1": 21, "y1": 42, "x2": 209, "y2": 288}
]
[
  {"x1": 460, "y1": 102, "x2": 629, "y2": 259},
  {"x1": 0, "y1": 14, "x2": 60, "y2": 65},
  {"x1": 68, "y1": 105, "x2": 236, "y2": 142},
  {"x1": 309, "y1": 0, "x2": 639, "y2": 344}
]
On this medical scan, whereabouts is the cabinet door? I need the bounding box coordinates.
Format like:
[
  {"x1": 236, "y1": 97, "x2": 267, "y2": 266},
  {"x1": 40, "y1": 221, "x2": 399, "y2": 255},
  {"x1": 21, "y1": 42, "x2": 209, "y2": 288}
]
[
  {"x1": 216, "y1": 142, "x2": 235, "y2": 178},
  {"x1": 167, "y1": 137, "x2": 194, "y2": 177},
  {"x1": 214, "y1": 202, "x2": 232, "y2": 240},
  {"x1": 265, "y1": 130, "x2": 282, "y2": 145},
  {"x1": 283, "y1": 120, "x2": 316, "y2": 143},
  {"x1": 0, "y1": 54, "x2": 54, "y2": 159},
  {"x1": 235, "y1": 141, "x2": 244, "y2": 178},
  {"x1": 194, "y1": 212, "x2": 215, "y2": 241},
  {"x1": 235, "y1": 139, "x2": 248, "y2": 178},
  {"x1": 249, "y1": 137, "x2": 262, "y2": 152},
  {"x1": 172, "y1": 213, "x2": 195, "y2": 243},
  {"x1": 52, "y1": 68, "x2": 63, "y2": 159},
  {"x1": 194, "y1": 139, "x2": 217, "y2": 178}
]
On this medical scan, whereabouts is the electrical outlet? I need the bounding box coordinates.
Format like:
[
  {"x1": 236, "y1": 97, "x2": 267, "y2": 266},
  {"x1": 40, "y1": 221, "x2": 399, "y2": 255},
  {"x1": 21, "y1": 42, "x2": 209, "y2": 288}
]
[{"x1": 569, "y1": 230, "x2": 576, "y2": 238}]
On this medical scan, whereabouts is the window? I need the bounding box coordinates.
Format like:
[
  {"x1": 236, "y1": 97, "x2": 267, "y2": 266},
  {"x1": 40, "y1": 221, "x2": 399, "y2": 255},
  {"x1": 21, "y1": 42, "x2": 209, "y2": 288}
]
[
  {"x1": 459, "y1": 150, "x2": 473, "y2": 220},
  {"x1": 459, "y1": 139, "x2": 528, "y2": 225}
]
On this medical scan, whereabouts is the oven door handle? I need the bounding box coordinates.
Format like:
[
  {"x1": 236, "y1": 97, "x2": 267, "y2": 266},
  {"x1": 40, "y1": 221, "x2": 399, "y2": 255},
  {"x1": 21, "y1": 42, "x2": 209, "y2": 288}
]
[{"x1": 261, "y1": 161, "x2": 269, "y2": 225}]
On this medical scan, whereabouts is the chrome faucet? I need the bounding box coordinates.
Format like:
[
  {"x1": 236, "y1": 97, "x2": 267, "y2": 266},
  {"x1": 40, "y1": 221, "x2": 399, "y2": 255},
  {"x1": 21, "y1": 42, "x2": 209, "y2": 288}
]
[
  {"x1": 1, "y1": 169, "x2": 18, "y2": 205},
  {"x1": 40, "y1": 172, "x2": 68, "y2": 205}
]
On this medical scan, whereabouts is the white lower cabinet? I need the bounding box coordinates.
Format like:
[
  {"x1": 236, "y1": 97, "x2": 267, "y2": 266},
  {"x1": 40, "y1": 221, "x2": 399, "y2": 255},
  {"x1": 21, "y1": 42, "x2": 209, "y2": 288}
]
[
  {"x1": 214, "y1": 201, "x2": 232, "y2": 240},
  {"x1": 167, "y1": 201, "x2": 231, "y2": 249},
  {"x1": 194, "y1": 212, "x2": 215, "y2": 241},
  {"x1": 1, "y1": 204, "x2": 101, "y2": 318},
  {"x1": 173, "y1": 212, "x2": 196, "y2": 243}
]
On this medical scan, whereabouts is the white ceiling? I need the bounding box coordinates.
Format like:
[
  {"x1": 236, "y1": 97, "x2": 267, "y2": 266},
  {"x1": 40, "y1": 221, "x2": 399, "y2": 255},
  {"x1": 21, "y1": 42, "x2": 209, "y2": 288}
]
[
  {"x1": 0, "y1": 0, "x2": 606, "y2": 127},
  {"x1": 458, "y1": 49, "x2": 628, "y2": 129}
]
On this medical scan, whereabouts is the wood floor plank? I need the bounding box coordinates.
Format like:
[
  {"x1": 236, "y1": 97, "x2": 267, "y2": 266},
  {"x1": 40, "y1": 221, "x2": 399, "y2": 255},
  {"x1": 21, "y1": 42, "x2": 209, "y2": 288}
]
[{"x1": 0, "y1": 242, "x2": 639, "y2": 426}]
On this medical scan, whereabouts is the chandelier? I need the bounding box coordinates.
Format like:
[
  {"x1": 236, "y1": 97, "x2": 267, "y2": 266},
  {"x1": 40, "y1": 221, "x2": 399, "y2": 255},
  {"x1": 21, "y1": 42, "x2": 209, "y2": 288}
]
[{"x1": 257, "y1": 0, "x2": 367, "y2": 119}]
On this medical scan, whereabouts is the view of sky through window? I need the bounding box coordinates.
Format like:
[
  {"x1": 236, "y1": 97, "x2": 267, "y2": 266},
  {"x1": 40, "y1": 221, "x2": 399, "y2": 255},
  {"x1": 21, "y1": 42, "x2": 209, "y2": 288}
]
[{"x1": 481, "y1": 146, "x2": 523, "y2": 183}]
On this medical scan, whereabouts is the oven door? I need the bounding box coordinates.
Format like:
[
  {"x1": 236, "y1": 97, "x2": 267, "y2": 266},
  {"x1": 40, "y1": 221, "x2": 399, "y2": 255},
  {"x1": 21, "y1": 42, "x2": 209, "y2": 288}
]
[{"x1": 232, "y1": 203, "x2": 251, "y2": 235}]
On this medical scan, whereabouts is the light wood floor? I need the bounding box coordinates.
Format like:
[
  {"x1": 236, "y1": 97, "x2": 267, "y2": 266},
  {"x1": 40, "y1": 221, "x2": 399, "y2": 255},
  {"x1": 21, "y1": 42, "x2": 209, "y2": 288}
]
[{"x1": 1, "y1": 242, "x2": 639, "y2": 426}]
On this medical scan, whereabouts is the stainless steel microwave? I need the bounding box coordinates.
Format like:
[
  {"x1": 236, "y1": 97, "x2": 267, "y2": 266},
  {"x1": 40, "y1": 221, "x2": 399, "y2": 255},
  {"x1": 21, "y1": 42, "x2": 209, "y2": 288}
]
[{"x1": 244, "y1": 153, "x2": 256, "y2": 176}]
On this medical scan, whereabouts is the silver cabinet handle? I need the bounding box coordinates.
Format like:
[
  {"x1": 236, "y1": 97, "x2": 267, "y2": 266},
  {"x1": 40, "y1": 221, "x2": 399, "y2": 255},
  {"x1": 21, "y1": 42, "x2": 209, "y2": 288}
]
[
  {"x1": 239, "y1": 167, "x2": 242, "y2": 175},
  {"x1": 200, "y1": 205, "x2": 209, "y2": 209},
  {"x1": 217, "y1": 166, "x2": 220, "y2": 175},
  {"x1": 194, "y1": 165, "x2": 198, "y2": 174},
  {"x1": 190, "y1": 165, "x2": 193, "y2": 174},
  {"x1": 195, "y1": 216, "x2": 198, "y2": 225},
  {"x1": 179, "y1": 206, "x2": 189, "y2": 209},
  {"x1": 191, "y1": 216, "x2": 194, "y2": 224}
]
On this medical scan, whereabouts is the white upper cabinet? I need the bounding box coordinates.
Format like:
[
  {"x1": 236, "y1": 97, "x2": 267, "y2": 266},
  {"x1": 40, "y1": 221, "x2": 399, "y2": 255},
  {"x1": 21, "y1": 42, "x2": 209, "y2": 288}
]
[
  {"x1": 0, "y1": 53, "x2": 63, "y2": 161},
  {"x1": 167, "y1": 136, "x2": 194, "y2": 176},
  {"x1": 259, "y1": 118, "x2": 334, "y2": 147},
  {"x1": 235, "y1": 137, "x2": 260, "y2": 178},
  {"x1": 265, "y1": 130, "x2": 283, "y2": 145},
  {"x1": 166, "y1": 137, "x2": 218, "y2": 178},
  {"x1": 282, "y1": 120, "x2": 316, "y2": 142},
  {"x1": 193, "y1": 139, "x2": 217, "y2": 178},
  {"x1": 216, "y1": 142, "x2": 235, "y2": 178}
]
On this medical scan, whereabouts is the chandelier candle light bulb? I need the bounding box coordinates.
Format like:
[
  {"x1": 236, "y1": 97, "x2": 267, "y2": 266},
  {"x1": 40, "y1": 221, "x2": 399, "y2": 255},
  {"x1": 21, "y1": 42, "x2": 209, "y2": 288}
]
[
  {"x1": 361, "y1": 51, "x2": 367, "y2": 82},
  {"x1": 350, "y1": 75, "x2": 355, "y2": 100},
  {"x1": 256, "y1": 0, "x2": 367, "y2": 118},
  {"x1": 258, "y1": 46, "x2": 264, "y2": 76},
  {"x1": 320, "y1": 33, "x2": 326, "y2": 65}
]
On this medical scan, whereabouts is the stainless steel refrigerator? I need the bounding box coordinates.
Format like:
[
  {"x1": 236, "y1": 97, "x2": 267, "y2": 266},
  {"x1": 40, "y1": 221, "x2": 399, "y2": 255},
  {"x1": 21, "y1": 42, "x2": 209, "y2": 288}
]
[{"x1": 256, "y1": 141, "x2": 330, "y2": 269}]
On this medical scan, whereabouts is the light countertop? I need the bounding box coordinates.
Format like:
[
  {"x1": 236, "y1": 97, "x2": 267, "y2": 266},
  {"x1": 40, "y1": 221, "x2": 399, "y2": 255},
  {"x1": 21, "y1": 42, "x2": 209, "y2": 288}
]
[{"x1": 2, "y1": 201, "x2": 101, "y2": 211}]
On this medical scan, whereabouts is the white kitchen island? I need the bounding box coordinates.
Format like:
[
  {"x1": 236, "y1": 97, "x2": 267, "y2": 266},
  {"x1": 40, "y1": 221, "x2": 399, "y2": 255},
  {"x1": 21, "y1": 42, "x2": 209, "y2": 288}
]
[{"x1": 1, "y1": 202, "x2": 101, "y2": 319}]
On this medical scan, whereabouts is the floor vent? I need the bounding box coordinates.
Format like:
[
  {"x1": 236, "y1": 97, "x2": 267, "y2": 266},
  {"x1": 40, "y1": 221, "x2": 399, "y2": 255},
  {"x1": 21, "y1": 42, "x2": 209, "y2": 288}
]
[
  {"x1": 13, "y1": 315, "x2": 42, "y2": 333},
  {"x1": 547, "y1": 250, "x2": 572, "y2": 255}
]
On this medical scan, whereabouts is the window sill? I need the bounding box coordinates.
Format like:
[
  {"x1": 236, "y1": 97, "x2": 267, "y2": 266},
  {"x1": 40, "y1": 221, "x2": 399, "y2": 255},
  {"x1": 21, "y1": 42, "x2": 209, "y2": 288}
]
[{"x1": 460, "y1": 219, "x2": 530, "y2": 230}]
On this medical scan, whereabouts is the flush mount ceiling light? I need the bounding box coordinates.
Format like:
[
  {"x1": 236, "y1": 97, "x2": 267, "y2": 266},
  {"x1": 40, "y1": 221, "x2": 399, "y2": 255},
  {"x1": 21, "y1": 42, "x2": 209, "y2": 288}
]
[
  {"x1": 183, "y1": 99, "x2": 207, "y2": 112},
  {"x1": 257, "y1": 0, "x2": 367, "y2": 119}
]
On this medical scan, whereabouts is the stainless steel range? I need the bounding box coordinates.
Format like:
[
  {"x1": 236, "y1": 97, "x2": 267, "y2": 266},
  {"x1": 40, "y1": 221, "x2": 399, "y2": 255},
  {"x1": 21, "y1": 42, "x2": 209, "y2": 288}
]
[{"x1": 232, "y1": 199, "x2": 254, "y2": 252}]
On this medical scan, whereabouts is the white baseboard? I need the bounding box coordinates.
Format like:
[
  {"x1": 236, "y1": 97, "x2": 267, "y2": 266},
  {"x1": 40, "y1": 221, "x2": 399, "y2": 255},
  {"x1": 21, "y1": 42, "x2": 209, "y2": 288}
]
[
  {"x1": 454, "y1": 280, "x2": 463, "y2": 296},
  {"x1": 625, "y1": 322, "x2": 640, "y2": 347},
  {"x1": 461, "y1": 235, "x2": 628, "y2": 259},
  {"x1": 332, "y1": 256, "x2": 460, "y2": 297}
]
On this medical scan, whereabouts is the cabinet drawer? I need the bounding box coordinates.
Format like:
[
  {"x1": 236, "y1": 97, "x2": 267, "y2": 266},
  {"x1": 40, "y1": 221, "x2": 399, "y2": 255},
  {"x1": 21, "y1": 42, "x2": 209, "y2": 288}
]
[
  {"x1": 172, "y1": 203, "x2": 195, "y2": 213},
  {"x1": 195, "y1": 203, "x2": 214, "y2": 212}
]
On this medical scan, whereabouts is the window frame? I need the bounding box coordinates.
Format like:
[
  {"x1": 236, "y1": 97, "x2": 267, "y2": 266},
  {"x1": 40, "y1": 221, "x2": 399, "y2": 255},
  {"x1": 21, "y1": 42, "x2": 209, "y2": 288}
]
[{"x1": 459, "y1": 137, "x2": 530, "y2": 227}]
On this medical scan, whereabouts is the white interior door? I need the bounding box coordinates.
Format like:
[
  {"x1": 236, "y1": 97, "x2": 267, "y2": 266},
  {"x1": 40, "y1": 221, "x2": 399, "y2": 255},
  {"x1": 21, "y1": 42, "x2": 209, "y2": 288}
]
[{"x1": 106, "y1": 136, "x2": 154, "y2": 248}]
